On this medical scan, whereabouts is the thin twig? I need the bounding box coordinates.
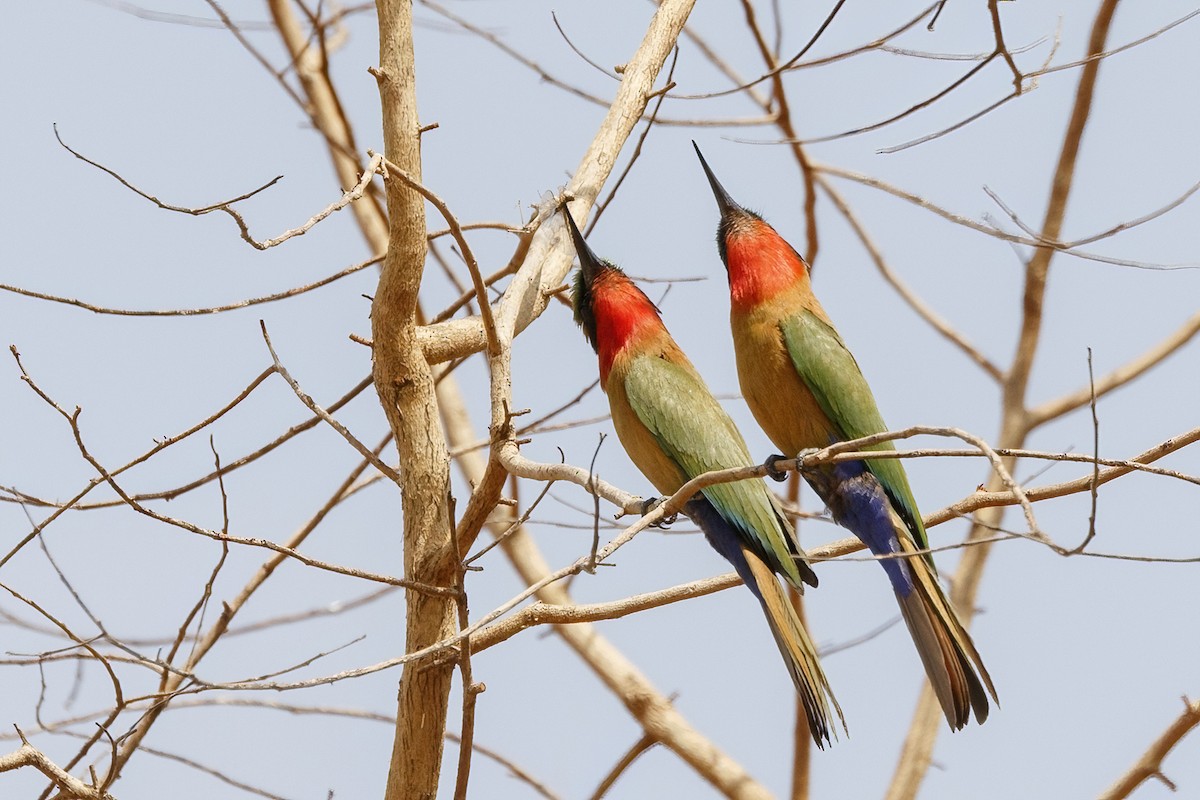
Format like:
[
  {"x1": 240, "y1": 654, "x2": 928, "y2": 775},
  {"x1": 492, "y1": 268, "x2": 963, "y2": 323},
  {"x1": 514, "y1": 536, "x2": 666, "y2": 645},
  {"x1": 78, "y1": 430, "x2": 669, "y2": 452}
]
[
  {"x1": 205, "y1": 0, "x2": 306, "y2": 106},
  {"x1": 0, "y1": 583, "x2": 125, "y2": 795},
  {"x1": 552, "y1": 10, "x2": 620, "y2": 79},
  {"x1": 769, "y1": 57, "x2": 995, "y2": 146},
  {"x1": 1069, "y1": 348, "x2": 1101, "y2": 554},
  {"x1": 987, "y1": 180, "x2": 1200, "y2": 251},
  {"x1": 170, "y1": 511, "x2": 229, "y2": 678},
  {"x1": 137, "y1": 742, "x2": 293, "y2": 800},
  {"x1": 0, "y1": 255, "x2": 381, "y2": 316},
  {"x1": 815, "y1": 174, "x2": 1004, "y2": 381},
  {"x1": 54, "y1": 126, "x2": 382, "y2": 251},
  {"x1": 1027, "y1": 8, "x2": 1200, "y2": 80},
  {"x1": 464, "y1": 478, "x2": 557, "y2": 567},
  {"x1": 1028, "y1": 310, "x2": 1200, "y2": 427},
  {"x1": 819, "y1": 616, "x2": 903, "y2": 658},
  {"x1": 444, "y1": 732, "x2": 561, "y2": 800},
  {"x1": 259, "y1": 322, "x2": 403, "y2": 484},
  {"x1": 988, "y1": 0, "x2": 1023, "y2": 92},
  {"x1": 590, "y1": 733, "x2": 658, "y2": 800},
  {"x1": 448, "y1": 496, "x2": 481, "y2": 800},
  {"x1": 817, "y1": 163, "x2": 1198, "y2": 271},
  {"x1": 11, "y1": 350, "x2": 440, "y2": 592},
  {"x1": 585, "y1": 434, "x2": 608, "y2": 572},
  {"x1": 587, "y1": 47, "x2": 679, "y2": 234}
]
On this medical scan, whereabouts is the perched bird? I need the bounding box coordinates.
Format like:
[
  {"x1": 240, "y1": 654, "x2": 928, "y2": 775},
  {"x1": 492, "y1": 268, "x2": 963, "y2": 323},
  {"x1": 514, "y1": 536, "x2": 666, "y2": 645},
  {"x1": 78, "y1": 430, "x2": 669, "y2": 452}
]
[
  {"x1": 693, "y1": 143, "x2": 997, "y2": 730},
  {"x1": 563, "y1": 205, "x2": 843, "y2": 747}
]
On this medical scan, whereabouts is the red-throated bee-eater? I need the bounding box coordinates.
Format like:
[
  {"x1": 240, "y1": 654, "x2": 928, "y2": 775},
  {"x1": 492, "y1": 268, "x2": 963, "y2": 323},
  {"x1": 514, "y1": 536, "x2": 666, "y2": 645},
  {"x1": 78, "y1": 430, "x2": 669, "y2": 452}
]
[
  {"x1": 563, "y1": 205, "x2": 843, "y2": 746},
  {"x1": 693, "y1": 144, "x2": 997, "y2": 730}
]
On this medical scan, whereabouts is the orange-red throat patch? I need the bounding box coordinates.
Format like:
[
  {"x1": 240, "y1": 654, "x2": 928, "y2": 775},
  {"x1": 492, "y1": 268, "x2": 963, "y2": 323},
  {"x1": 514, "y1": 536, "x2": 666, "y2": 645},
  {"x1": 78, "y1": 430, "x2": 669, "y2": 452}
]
[
  {"x1": 726, "y1": 219, "x2": 810, "y2": 311},
  {"x1": 591, "y1": 271, "x2": 664, "y2": 386}
]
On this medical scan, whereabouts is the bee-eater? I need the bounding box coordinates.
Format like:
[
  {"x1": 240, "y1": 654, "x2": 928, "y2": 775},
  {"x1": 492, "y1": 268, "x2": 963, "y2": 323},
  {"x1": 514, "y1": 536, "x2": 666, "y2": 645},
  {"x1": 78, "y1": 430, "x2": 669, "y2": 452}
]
[
  {"x1": 693, "y1": 143, "x2": 997, "y2": 730},
  {"x1": 563, "y1": 205, "x2": 843, "y2": 747}
]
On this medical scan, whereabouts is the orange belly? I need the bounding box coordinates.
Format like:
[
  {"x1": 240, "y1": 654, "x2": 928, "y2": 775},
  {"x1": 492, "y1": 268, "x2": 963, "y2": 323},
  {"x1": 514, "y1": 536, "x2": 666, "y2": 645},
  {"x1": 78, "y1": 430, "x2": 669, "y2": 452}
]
[
  {"x1": 605, "y1": 357, "x2": 689, "y2": 497},
  {"x1": 732, "y1": 307, "x2": 832, "y2": 457}
]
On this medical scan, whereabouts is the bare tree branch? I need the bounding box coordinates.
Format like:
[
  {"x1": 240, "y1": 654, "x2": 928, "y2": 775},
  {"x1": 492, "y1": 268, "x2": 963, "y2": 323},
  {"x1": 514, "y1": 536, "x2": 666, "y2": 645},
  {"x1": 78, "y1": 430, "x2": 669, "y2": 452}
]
[
  {"x1": 0, "y1": 255, "x2": 381, "y2": 316},
  {"x1": 1028, "y1": 310, "x2": 1200, "y2": 428},
  {"x1": 1097, "y1": 698, "x2": 1200, "y2": 800},
  {"x1": 371, "y1": 2, "x2": 458, "y2": 797},
  {"x1": 53, "y1": 126, "x2": 380, "y2": 251},
  {"x1": 886, "y1": 3, "x2": 1126, "y2": 796},
  {"x1": 0, "y1": 730, "x2": 115, "y2": 800},
  {"x1": 816, "y1": 174, "x2": 1004, "y2": 381},
  {"x1": 417, "y1": 0, "x2": 699, "y2": 365}
]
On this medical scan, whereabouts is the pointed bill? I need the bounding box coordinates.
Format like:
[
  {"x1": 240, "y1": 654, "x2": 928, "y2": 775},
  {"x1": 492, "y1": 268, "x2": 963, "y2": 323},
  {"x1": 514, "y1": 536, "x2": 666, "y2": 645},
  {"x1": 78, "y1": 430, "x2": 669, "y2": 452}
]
[
  {"x1": 692, "y1": 141, "x2": 744, "y2": 218},
  {"x1": 561, "y1": 205, "x2": 604, "y2": 283}
]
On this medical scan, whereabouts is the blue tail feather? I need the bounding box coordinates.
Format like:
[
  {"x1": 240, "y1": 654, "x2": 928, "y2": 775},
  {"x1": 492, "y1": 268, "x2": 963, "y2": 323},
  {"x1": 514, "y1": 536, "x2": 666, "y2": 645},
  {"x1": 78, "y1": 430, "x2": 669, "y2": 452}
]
[
  {"x1": 807, "y1": 461, "x2": 915, "y2": 596},
  {"x1": 684, "y1": 497, "x2": 765, "y2": 600},
  {"x1": 684, "y1": 497, "x2": 843, "y2": 744}
]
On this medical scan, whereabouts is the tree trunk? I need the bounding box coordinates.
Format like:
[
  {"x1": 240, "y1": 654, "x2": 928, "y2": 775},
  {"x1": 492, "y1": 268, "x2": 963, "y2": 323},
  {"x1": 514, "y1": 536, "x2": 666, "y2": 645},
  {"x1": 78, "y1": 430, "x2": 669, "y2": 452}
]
[{"x1": 373, "y1": 2, "x2": 457, "y2": 798}]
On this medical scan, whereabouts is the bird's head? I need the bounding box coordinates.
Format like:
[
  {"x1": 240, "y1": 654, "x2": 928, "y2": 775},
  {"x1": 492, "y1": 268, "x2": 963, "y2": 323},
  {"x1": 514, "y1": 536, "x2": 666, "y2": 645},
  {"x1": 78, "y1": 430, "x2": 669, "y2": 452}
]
[
  {"x1": 564, "y1": 204, "x2": 615, "y2": 354},
  {"x1": 692, "y1": 142, "x2": 812, "y2": 307},
  {"x1": 692, "y1": 141, "x2": 764, "y2": 269},
  {"x1": 563, "y1": 206, "x2": 663, "y2": 380}
]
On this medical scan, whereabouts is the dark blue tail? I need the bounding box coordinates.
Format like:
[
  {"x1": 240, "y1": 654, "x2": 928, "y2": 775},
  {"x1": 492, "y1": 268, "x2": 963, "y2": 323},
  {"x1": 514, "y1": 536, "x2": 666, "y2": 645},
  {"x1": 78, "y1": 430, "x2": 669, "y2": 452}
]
[
  {"x1": 684, "y1": 497, "x2": 764, "y2": 599},
  {"x1": 805, "y1": 462, "x2": 915, "y2": 596}
]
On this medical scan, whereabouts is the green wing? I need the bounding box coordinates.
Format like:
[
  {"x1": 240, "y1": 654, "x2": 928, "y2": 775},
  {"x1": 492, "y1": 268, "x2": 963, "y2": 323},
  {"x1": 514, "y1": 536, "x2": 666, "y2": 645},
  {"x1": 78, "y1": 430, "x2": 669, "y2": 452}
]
[
  {"x1": 623, "y1": 354, "x2": 804, "y2": 585},
  {"x1": 780, "y1": 310, "x2": 930, "y2": 555}
]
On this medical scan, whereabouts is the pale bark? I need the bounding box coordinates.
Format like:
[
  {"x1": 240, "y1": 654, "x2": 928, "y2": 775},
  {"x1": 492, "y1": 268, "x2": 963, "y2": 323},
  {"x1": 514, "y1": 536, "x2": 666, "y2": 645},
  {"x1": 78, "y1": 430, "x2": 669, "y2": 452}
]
[
  {"x1": 372, "y1": 2, "x2": 457, "y2": 799},
  {"x1": 416, "y1": 0, "x2": 697, "y2": 366},
  {"x1": 0, "y1": 740, "x2": 114, "y2": 800},
  {"x1": 1098, "y1": 699, "x2": 1200, "y2": 800}
]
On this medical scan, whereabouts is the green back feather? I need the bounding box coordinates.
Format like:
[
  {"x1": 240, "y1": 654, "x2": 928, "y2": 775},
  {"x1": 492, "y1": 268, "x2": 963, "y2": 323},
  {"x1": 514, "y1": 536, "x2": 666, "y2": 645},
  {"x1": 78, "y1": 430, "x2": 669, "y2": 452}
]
[
  {"x1": 779, "y1": 310, "x2": 932, "y2": 562},
  {"x1": 622, "y1": 355, "x2": 806, "y2": 587}
]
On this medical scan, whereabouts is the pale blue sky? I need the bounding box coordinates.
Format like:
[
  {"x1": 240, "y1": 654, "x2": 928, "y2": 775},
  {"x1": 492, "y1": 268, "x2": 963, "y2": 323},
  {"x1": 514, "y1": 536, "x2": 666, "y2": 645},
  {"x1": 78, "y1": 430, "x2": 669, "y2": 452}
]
[{"x1": 3, "y1": 2, "x2": 1199, "y2": 798}]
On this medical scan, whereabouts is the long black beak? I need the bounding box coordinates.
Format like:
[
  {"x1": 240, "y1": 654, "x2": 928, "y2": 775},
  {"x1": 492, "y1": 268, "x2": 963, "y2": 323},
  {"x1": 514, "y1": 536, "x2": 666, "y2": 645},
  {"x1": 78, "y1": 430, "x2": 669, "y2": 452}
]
[
  {"x1": 562, "y1": 205, "x2": 604, "y2": 283},
  {"x1": 692, "y1": 141, "x2": 743, "y2": 218}
]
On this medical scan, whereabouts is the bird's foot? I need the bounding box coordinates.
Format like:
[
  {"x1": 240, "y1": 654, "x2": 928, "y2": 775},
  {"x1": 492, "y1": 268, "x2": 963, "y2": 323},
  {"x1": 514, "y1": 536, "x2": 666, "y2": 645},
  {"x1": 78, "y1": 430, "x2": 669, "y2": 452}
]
[
  {"x1": 640, "y1": 496, "x2": 678, "y2": 528},
  {"x1": 795, "y1": 447, "x2": 822, "y2": 471},
  {"x1": 764, "y1": 453, "x2": 791, "y2": 482}
]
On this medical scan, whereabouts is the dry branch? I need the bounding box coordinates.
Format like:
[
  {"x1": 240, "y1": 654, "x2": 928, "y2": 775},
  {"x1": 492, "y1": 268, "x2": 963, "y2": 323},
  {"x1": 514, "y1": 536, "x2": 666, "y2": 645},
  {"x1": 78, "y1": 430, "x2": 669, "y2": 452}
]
[
  {"x1": 0, "y1": 733, "x2": 114, "y2": 800},
  {"x1": 53, "y1": 126, "x2": 379, "y2": 252},
  {"x1": 0, "y1": 254, "x2": 381, "y2": 317},
  {"x1": 267, "y1": 0, "x2": 390, "y2": 251},
  {"x1": 417, "y1": 0, "x2": 698, "y2": 365},
  {"x1": 885, "y1": 2, "x2": 1125, "y2": 796},
  {"x1": 1097, "y1": 698, "x2": 1200, "y2": 800},
  {"x1": 371, "y1": 3, "x2": 458, "y2": 798}
]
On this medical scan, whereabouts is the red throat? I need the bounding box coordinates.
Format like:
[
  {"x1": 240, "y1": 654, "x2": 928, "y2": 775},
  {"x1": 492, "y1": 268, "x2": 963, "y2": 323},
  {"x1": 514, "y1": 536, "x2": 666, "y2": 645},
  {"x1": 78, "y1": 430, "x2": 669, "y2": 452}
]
[
  {"x1": 591, "y1": 273, "x2": 664, "y2": 386},
  {"x1": 725, "y1": 220, "x2": 810, "y2": 310}
]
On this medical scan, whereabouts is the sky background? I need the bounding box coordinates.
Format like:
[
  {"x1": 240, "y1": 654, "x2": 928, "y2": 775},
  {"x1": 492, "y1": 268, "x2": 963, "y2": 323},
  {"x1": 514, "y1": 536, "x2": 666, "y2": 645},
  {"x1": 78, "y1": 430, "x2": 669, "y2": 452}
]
[{"x1": 2, "y1": 1, "x2": 1199, "y2": 798}]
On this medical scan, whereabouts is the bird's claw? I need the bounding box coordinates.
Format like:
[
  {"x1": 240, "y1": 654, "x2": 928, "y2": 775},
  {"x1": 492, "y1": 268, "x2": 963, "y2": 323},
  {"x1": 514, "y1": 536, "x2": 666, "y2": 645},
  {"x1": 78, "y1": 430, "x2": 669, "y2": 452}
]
[
  {"x1": 795, "y1": 447, "x2": 822, "y2": 472},
  {"x1": 764, "y1": 453, "x2": 791, "y2": 482},
  {"x1": 640, "y1": 496, "x2": 678, "y2": 528}
]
